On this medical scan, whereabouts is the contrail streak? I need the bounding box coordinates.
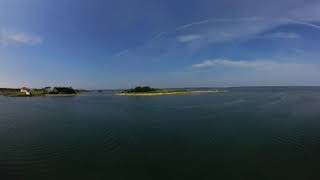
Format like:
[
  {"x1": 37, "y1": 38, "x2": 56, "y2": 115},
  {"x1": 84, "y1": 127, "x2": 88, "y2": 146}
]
[
  {"x1": 286, "y1": 19, "x2": 320, "y2": 30},
  {"x1": 113, "y1": 17, "x2": 320, "y2": 58}
]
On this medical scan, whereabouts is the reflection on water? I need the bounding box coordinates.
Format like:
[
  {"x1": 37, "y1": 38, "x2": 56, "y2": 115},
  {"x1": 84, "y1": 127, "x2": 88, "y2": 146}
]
[{"x1": 1, "y1": 87, "x2": 320, "y2": 179}]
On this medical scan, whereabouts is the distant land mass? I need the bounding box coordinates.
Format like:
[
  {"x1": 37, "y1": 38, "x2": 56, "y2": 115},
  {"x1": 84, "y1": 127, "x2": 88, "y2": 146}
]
[
  {"x1": 0, "y1": 87, "x2": 84, "y2": 97},
  {"x1": 116, "y1": 86, "x2": 224, "y2": 96}
]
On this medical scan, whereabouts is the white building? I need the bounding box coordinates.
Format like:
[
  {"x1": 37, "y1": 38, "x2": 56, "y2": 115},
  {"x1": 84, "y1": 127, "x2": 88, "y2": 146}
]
[{"x1": 21, "y1": 87, "x2": 31, "y2": 96}]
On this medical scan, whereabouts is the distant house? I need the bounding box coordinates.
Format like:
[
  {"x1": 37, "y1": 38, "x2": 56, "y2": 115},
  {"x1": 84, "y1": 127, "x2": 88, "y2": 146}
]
[
  {"x1": 52, "y1": 87, "x2": 59, "y2": 94},
  {"x1": 44, "y1": 87, "x2": 52, "y2": 93},
  {"x1": 20, "y1": 87, "x2": 31, "y2": 96}
]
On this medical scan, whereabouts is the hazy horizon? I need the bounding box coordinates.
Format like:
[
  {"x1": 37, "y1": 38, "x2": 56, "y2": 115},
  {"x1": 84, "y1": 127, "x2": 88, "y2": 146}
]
[{"x1": 3, "y1": 85, "x2": 320, "y2": 91}]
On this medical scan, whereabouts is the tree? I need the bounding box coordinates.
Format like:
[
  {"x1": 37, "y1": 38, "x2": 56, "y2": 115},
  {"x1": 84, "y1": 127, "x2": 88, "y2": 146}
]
[{"x1": 125, "y1": 86, "x2": 156, "y2": 93}]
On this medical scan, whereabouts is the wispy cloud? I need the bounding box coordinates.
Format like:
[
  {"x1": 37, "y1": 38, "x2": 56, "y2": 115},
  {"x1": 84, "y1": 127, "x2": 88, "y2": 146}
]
[
  {"x1": 0, "y1": 29, "x2": 43, "y2": 46},
  {"x1": 173, "y1": 17, "x2": 281, "y2": 45},
  {"x1": 192, "y1": 58, "x2": 315, "y2": 71},
  {"x1": 177, "y1": 34, "x2": 202, "y2": 42},
  {"x1": 174, "y1": 17, "x2": 263, "y2": 32},
  {"x1": 258, "y1": 32, "x2": 300, "y2": 39},
  {"x1": 286, "y1": 19, "x2": 320, "y2": 30},
  {"x1": 175, "y1": 19, "x2": 211, "y2": 31},
  {"x1": 113, "y1": 15, "x2": 320, "y2": 61},
  {"x1": 143, "y1": 17, "x2": 269, "y2": 46},
  {"x1": 192, "y1": 59, "x2": 273, "y2": 68},
  {"x1": 189, "y1": 58, "x2": 320, "y2": 86},
  {"x1": 172, "y1": 18, "x2": 318, "y2": 45},
  {"x1": 113, "y1": 49, "x2": 130, "y2": 57}
]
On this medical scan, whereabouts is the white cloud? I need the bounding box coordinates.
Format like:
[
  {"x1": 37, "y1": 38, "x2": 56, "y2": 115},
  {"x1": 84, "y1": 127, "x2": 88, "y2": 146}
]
[
  {"x1": 174, "y1": 17, "x2": 264, "y2": 32},
  {"x1": 114, "y1": 49, "x2": 130, "y2": 57},
  {"x1": 192, "y1": 59, "x2": 275, "y2": 68},
  {"x1": 258, "y1": 32, "x2": 300, "y2": 39},
  {"x1": 192, "y1": 58, "x2": 316, "y2": 71},
  {"x1": 286, "y1": 19, "x2": 320, "y2": 30},
  {"x1": 175, "y1": 20, "x2": 211, "y2": 31},
  {"x1": 172, "y1": 17, "x2": 317, "y2": 45},
  {"x1": 0, "y1": 29, "x2": 43, "y2": 45},
  {"x1": 113, "y1": 15, "x2": 320, "y2": 60},
  {"x1": 173, "y1": 17, "x2": 281, "y2": 45},
  {"x1": 177, "y1": 34, "x2": 202, "y2": 42},
  {"x1": 189, "y1": 58, "x2": 320, "y2": 86},
  {"x1": 144, "y1": 17, "x2": 277, "y2": 46}
]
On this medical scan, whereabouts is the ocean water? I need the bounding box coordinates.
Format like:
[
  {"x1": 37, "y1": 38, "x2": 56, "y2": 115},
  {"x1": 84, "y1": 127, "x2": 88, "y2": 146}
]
[{"x1": 1, "y1": 87, "x2": 320, "y2": 180}]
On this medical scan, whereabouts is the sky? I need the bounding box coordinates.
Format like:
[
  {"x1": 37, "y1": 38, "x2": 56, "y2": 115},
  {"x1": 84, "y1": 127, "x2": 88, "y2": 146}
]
[{"x1": 1, "y1": 0, "x2": 320, "y2": 89}]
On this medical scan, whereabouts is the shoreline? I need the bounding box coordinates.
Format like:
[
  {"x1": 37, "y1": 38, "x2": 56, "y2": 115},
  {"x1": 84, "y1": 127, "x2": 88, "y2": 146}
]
[
  {"x1": 116, "y1": 91, "x2": 193, "y2": 96},
  {"x1": 116, "y1": 89, "x2": 226, "y2": 96},
  {"x1": 1, "y1": 93, "x2": 78, "y2": 97},
  {"x1": 45, "y1": 94, "x2": 77, "y2": 97}
]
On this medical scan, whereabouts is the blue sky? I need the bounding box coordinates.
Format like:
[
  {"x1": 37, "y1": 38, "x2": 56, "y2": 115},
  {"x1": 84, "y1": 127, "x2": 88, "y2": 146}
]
[{"x1": 1, "y1": 0, "x2": 320, "y2": 89}]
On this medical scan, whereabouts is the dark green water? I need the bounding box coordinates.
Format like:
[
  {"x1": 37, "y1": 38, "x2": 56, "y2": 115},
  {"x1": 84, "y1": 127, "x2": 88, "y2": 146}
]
[{"x1": 1, "y1": 87, "x2": 320, "y2": 180}]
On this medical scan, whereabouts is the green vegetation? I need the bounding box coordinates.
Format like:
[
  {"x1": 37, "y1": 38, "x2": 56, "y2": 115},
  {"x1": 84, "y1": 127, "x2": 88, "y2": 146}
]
[
  {"x1": 0, "y1": 87, "x2": 79, "y2": 97},
  {"x1": 123, "y1": 86, "x2": 156, "y2": 93},
  {"x1": 51, "y1": 87, "x2": 77, "y2": 94},
  {"x1": 31, "y1": 89, "x2": 47, "y2": 96},
  {"x1": 0, "y1": 88, "x2": 32, "y2": 97},
  {"x1": 0, "y1": 88, "x2": 20, "y2": 96},
  {"x1": 2, "y1": 91, "x2": 29, "y2": 97}
]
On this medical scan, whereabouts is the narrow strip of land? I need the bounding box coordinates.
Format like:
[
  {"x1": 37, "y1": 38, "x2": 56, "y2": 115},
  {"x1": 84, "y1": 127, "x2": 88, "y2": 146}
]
[
  {"x1": 117, "y1": 91, "x2": 192, "y2": 96},
  {"x1": 115, "y1": 86, "x2": 225, "y2": 96}
]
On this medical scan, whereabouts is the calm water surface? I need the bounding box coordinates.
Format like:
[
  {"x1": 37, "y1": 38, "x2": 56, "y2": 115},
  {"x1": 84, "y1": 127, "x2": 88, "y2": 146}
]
[{"x1": 1, "y1": 87, "x2": 320, "y2": 180}]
